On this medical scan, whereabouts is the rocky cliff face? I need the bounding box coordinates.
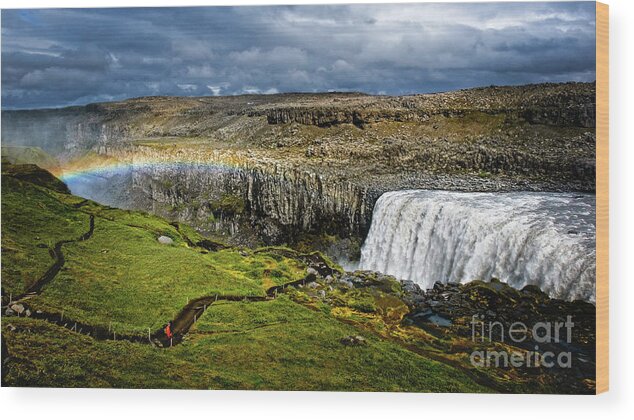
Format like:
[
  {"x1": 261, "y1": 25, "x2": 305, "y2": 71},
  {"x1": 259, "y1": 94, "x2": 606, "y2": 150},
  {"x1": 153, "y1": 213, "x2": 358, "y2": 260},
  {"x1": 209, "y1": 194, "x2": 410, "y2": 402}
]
[
  {"x1": 92, "y1": 146, "x2": 376, "y2": 250},
  {"x1": 257, "y1": 98, "x2": 595, "y2": 129},
  {"x1": 1, "y1": 107, "x2": 130, "y2": 156},
  {"x1": 251, "y1": 82, "x2": 596, "y2": 128}
]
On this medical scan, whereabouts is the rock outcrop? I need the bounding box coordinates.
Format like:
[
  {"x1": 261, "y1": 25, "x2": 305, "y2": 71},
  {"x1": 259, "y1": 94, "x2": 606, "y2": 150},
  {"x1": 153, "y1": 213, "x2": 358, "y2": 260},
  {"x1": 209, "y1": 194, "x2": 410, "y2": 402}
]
[
  {"x1": 251, "y1": 82, "x2": 595, "y2": 128},
  {"x1": 284, "y1": 269, "x2": 596, "y2": 393},
  {"x1": 109, "y1": 148, "x2": 378, "y2": 246}
]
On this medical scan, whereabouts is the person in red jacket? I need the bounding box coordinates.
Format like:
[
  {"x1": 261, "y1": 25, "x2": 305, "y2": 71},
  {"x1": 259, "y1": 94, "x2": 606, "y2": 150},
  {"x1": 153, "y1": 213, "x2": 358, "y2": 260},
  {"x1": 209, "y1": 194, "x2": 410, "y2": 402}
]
[{"x1": 164, "y1": 321, "x2": 174, "y2": 343}]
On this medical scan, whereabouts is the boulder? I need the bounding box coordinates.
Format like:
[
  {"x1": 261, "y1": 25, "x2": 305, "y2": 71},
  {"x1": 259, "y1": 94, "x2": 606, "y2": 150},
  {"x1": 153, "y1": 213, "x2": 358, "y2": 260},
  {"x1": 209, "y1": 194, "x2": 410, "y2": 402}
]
[
  {"x1": 338, "y1": 278, "x2": 353, "y2": 288},
  {"x1": 306, "y1": 267, "x2": 319, "y2": 277},
  {"x1": 9, "y1": 303, "x2": 25, "y2": 315},
  {"x1": 521, "y1": 284, "x2": 549, "y2": 300},
  {"x1": 157, "y1": 235, "x2": 174, "y2": 245},
  {"x1": 401, "y1": 280, "x2": 422, "y2": 294}
]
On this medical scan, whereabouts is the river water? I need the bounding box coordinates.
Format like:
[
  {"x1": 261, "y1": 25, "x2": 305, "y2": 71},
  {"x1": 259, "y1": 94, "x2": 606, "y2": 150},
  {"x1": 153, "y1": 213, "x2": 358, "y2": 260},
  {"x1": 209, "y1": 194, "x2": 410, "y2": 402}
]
[{"x1": 359, "y1": 190, "x2": 596, "y2": 302}]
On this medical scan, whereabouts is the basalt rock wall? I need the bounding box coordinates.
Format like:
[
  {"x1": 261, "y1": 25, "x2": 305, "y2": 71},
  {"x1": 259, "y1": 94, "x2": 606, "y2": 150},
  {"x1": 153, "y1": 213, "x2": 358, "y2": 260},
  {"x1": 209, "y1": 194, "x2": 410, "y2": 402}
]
[{"x1": 103, "y1": 147, "x2": 377, "y2": 247}]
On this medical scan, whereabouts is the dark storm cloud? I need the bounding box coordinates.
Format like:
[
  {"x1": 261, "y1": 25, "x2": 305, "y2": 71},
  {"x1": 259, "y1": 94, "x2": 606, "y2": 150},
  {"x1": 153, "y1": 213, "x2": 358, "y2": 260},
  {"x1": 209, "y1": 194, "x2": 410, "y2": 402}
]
[{"x1": 1, "y1": 2, "x2": 596, "y2": 109}]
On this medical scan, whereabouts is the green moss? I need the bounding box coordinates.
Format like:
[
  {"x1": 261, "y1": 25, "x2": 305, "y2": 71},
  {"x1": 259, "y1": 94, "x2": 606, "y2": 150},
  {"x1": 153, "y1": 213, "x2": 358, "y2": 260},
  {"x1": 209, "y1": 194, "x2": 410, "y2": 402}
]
[
  {"x1": 209, "y1": 193, "x2": 245, "y2": 216},
  {"x1": 313, "y1": 251, "x2": 345, "y2": 274},
  {"x1": 158, "y1": 178, "x2": 174, "y2": 189}
]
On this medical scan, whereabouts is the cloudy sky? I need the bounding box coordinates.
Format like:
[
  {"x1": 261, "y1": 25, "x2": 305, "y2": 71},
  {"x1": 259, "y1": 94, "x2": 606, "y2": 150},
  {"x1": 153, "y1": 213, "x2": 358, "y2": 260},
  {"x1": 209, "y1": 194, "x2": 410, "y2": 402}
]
[{"x1": 1, "y1": 2, "x2": 596, "y2": 109}]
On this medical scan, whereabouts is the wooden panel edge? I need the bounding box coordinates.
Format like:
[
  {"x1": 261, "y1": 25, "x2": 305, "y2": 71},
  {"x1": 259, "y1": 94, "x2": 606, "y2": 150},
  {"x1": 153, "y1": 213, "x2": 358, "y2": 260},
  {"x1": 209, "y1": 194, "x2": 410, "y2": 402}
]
[{"x1": 595, "y1": 1, "x2": 609, "y2": 395}]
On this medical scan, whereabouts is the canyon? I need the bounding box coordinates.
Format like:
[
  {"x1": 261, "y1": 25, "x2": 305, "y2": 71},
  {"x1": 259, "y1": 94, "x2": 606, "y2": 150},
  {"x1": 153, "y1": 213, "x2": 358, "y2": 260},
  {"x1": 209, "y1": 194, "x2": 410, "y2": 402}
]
[{"x1": 1, "y1": 82, "x2": 597, "y2": 290}]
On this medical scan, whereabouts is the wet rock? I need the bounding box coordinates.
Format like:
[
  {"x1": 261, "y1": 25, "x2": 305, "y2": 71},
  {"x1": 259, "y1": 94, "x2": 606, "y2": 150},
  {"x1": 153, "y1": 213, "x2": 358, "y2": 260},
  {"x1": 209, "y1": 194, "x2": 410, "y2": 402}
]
[
  {"x1": 405, "y1": 278, "x2": 595, "y2": 351},
  {"x1": 401, "y1": 280, "x2": 422, "y2": 294},
  {"x1": 521, "y1": 284, "x2": 549, "y2": 300},
  {"x1": 433, "y1": 282, "x2": 445, "y2": 292},
  {"x1": 412, "y1": 308, "x2": 433, "y2": 319}
]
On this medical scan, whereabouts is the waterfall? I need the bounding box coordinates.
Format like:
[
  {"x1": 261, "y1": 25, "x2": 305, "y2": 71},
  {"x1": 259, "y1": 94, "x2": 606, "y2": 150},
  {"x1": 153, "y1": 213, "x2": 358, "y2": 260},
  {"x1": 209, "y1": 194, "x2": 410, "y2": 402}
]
[{"x1": 359, "y1": 190, "x2": 596, "y2": 302}]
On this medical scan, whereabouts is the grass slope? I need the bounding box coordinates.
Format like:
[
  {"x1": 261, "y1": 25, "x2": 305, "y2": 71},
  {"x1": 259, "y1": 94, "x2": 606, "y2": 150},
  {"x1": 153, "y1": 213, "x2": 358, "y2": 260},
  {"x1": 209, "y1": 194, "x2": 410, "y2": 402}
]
[
  {"x1": 3, "y1": 169, "x2": 305, "y2": 334},
  {"x1": 3, "y1": 301, "x2": 488, "y2": 392},
  {"x1": 179, "y1": 297, "x2": 487, "y2": 392},
  {"x1": 1, "y1": 173, "x2": 89, "y2": 295},
  {"x1": 1, "y1": 164, "x2": 490, "y2": 392}
]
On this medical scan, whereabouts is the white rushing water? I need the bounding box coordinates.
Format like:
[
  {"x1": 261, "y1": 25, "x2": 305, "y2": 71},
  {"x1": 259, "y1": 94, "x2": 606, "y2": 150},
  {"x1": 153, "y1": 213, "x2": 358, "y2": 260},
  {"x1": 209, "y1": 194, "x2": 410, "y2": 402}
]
[{"x1": 359, "y1": 190, "x2": 596, "y2": 302}]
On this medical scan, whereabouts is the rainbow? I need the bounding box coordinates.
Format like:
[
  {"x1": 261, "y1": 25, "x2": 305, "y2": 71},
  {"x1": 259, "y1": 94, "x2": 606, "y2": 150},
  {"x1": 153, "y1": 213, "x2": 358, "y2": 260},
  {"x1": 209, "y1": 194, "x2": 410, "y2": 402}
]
[{"x1": 56, "y1": 155, "x2": 247, "y2": 184}]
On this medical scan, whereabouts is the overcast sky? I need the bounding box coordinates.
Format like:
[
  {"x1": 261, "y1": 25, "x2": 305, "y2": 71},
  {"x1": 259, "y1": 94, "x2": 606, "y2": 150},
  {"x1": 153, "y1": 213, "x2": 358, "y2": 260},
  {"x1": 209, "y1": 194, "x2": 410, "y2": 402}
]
[{"x1": 1, "y1": 2, "x2": 596, "y2": 109}]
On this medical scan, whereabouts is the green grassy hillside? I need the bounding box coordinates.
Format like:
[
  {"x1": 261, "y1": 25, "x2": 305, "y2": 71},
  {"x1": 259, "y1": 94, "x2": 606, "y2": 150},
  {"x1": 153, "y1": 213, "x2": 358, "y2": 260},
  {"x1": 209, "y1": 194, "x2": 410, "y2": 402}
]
[{"x1": 1, "y1": 163, "x2": 492, "y2": 392}]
